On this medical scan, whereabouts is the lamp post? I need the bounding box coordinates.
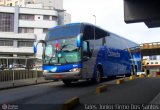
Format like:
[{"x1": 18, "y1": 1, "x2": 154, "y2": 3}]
[
  {"x1": 93, "y1": 15, "x2": 96, "y2": 49},
  {"x1": 93, "y1": 15, "x2": 96, "y2": 26}
]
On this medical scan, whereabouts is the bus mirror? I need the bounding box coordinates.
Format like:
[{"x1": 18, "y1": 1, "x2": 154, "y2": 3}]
[
  {"x1": 38, "y1": 40, "x2": 47, "y2": 46},
  {"x1": 33, "y1": 40, "x2": 47, "y2": 54},
  {"x1": 76, "y1": 33, "x2": 82, "y2": 47},
  {"x1": 33, "y1": 42, "x2": 37, "y2": 54}
]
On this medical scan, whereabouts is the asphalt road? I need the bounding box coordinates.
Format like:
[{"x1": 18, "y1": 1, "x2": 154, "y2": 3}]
[
  {"x1": 0, "y1": 77, "x2": 160, "y2": 110},
  {"x1": 75, "y1": 78, "x2": 160, "y2": 110},
  {"x1": 0, "y1": 78, "x2": 118, "y2": 110}
]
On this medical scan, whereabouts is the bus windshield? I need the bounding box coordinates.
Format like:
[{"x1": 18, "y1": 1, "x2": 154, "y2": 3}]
[{"x1": 43, "y1": 37, "x2": 81, "y2": 65}]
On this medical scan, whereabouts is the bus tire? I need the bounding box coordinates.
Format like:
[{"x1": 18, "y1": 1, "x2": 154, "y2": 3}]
[
  {"x1": 62, "y1": 80, "x2": 72, "y2": 85},
  {"x1": 92, "y1": 68, "x2": 101, "y2": 83}
]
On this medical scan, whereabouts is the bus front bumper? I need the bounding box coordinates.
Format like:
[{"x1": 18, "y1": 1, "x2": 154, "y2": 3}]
[{"x1": 43, "y1": 71, "x2": 82, "y2": 80}]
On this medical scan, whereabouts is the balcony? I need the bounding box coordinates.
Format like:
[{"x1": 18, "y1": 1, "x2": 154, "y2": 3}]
[
  {"x1": 0, "y1": 46, "x2": 34, "y2": 54},
  {"x1": 19, "y1": 20, "x2": 57, "y2": 28}
]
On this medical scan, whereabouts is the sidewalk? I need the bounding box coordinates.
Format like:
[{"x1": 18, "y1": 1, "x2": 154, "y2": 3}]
[{"x1": 0, "y1": 77, "x2": 53, "y2": 90}]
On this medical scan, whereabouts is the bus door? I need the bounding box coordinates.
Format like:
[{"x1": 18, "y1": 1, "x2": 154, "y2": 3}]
[{"x1": 82, "y1": 41, "x2": 95, "y2": 79}]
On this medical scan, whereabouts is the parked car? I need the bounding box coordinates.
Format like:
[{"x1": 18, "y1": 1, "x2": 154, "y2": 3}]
[
  {"x1": 0, "y1": 64, "x2": 7, "y2": 70},
  {"x1": 9, "y1": 64, "x2": 26, "y2": 70},
  {"x1": 14, "y1": 64, "x2": 26, "y2": 68}
]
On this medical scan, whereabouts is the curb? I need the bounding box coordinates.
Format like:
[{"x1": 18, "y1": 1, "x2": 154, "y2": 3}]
[
  {"x1": 129, "y1": 75, "x2": 136, "y2": 80},
  {"x1": 96, "y1": 84, "x2": 107, "y2": 94},
  {"x1": 157, "y1": 75, "x2": 160, "y2": 78},
  {"x1": 61, "y1": 97, "x2": 79, "y2": 110},
  {"x1": 0, "y1": 81, "x2": 53, "y2": 91},
  {"x1": 116, "y1": 78, "x2": 125, "y2": 84},
  {"x1": 147, "y1": 74, "x2": 152, "y2": 78},
  {"x1": 139, "y1": 74, "x2": 145, "y2": 78}
]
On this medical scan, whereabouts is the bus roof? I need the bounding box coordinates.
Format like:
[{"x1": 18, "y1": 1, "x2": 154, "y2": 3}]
[
  {"x1": 47, "y1": 22, "x2": 138, "y2": 45},
  {"x1": 47, "y1": 22, "x2": 109, "y2": 41}
]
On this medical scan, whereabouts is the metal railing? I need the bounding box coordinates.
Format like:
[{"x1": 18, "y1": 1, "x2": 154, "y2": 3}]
[{"x1": 0, "y1": 65, "x2": 44, "y2": 88}]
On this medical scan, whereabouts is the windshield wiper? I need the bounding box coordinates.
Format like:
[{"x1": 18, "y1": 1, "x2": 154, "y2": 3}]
[
  {"x1": 48, "y1": 54, "x2": 68, "y2": 65},
  {"x1": 61, "y1": 44, "x2": 79, "y2": 52},
  {"x1": 48, "y1": 56, "x2": 56, "y2": 65},
  {"x1": 60, "y1": 44, "x2": 69, "y2": 51},
  {"x1": 59, "y1": 55, "x2": 69, "y2": 64}
]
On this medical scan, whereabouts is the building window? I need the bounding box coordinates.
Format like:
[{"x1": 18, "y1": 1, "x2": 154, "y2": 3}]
[
  {"x1": 43, "y1": 15, "x2": 57, "y2": 21},
  {"x1": 43, "y1": 28, "x2": 48, "y2": 33},
  {"x1": 19, "y1": 14, "x2": 34, "y2": 20},
  {"x1": 43, "y1": 15, "x2": 50, "y2": 20},
  {"x1": 52, "y1": 16, "x2": 57, "y2": 21},
  {"x1": 0, "y1": 13, "x2": 14, "y2": 32},
  {"x1": 0, "y1": 40, "x2": 13, "y2": 46},
  {"x1": 18, "y1": 27, "x2": 34, "y2": 33},
  {"x1": 18, "y1": 41, "x2": 34, "y2": 47},
  {"x1": 149, "y1": 55, "x2": 157, "y2": 60}
]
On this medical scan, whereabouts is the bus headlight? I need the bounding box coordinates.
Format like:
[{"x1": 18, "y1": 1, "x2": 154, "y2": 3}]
[
  {"x1": 69, "y1": 68, "x2": 81, "y2": 72},
  {"x1": 43, "y1": 70, "x2": 49, "y2": 73}
]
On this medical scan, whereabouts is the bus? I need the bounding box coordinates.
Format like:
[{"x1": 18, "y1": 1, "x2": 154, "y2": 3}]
[{"x1": 34, "y1": 23, "x2": 141, "y2": 85}]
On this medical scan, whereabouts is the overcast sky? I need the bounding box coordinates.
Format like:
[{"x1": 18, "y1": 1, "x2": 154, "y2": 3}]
[{"x1": 63, "y1": 0, "x2": 160, "y2": 44}]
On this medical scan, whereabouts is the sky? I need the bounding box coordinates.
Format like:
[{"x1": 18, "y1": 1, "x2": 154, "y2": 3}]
[{"x1": 63, "y1": 0, "x2": 160, "y2": 44}]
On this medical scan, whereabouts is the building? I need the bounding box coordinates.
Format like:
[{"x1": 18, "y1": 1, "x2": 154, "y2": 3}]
[
  {"x1": 34, "y1": 0, "x2": 63, "y2": 10},
  {"x1": 0, "y1": 0, "x2": 4, "y2": 5},
  {"x1": 0, "y1": 0, "x2": 33, "y2": 6},
  {"x1": 0, "y1": 32, "x2": 36, "y2": 68},
  {"x1": 0, "y1": 0, "x2": 67, "y2": 25},
  {"x1": 0, "y1": 5, "x2": 59, "y2": 57},
  {"x1": 0, "y1": 33, "x2": 36, "y2": 57},
  {"x1": 0, "y1": 0, "x2": 63, "y2": 10},
  {"x1": 0, "y1": 6, "x2": 71, "y2": 66},
  {"x1": 0, "y1": 0, "x2": 71, "y2": 67},
  {"x1": 142, "y1": 55, "x2": 160, "y2": 76},
  {"x1": 58, "y1": 11, "x2": 71, "y2": 25}
]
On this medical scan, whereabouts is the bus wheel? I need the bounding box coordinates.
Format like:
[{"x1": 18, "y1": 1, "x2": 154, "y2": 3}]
[
  {"x1": 62, "y1": 80, "x2": 72, "y2": 85},
  {"x1": 93, "y1": 68, "x2": 101, "y2": 83}
]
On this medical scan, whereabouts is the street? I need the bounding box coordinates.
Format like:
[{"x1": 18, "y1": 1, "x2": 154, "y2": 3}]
[
  {"x1": 0, "y1": 78, "x2": 116, "y2": 110},
  {"x1": 0, "y1": 77, "x2": 160, "y2": 110}
]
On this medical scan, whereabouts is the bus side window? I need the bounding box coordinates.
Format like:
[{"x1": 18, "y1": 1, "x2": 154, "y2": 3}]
[
  {"x1": 83, "y1": 41, "x2": 88, "y2": 53},
  {"x1": 83, "y1": 41, "x2": 91, "y2": 60}
]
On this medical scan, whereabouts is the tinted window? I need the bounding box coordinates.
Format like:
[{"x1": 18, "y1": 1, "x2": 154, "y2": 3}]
[
  {"x1": 83, "y1": 41, "x2": 88, "y2": 53},
  {"x1": 46, "y1": 24, "x2": 81, "y2": 41}
]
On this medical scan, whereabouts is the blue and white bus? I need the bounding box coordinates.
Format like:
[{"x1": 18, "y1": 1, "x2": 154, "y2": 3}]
[{"x1": 34, "y1": 23, "x2": 141, "y2": 85}]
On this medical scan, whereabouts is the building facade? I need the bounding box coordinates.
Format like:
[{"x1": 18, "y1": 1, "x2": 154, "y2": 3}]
[
  {"x1": 0, "y1": 0, "x2": 71, "y2": 68},
  {"x1": 0, "y1": 0, "x2": 63, "y2": 10},
  {"x1": 0, "y1": 5, "x2": 59, "y2": 58},
  {"x1": 58, "y1": 11, "x2": 71, "y2": 25},
  {"x1": 0, "y1": 0, "x2": 33, "y2": 6},
  {"x1": 0, "y1": 5, "x2": 71, "y2": 58},
  {"x1": 0, "y1": 33, "x2": 36, "y2": 57},
  {"x1": 0, "y1": 0, "x2": 5, "y2": 5},
  {"x1": 34, "y1": 0, "x2": 63, "y2": 10},
  {"x1": 143, "y1": 55, "x2": 160, "y2": 76}
]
